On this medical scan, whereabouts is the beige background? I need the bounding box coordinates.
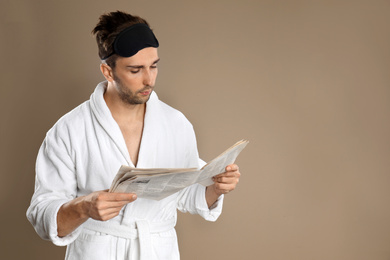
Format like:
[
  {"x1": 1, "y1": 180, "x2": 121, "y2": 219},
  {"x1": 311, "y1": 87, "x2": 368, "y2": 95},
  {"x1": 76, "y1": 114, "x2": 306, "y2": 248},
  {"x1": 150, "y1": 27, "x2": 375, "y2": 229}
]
[{"x1": 1, "y1": 0, "x2": 390, "y2": 259}]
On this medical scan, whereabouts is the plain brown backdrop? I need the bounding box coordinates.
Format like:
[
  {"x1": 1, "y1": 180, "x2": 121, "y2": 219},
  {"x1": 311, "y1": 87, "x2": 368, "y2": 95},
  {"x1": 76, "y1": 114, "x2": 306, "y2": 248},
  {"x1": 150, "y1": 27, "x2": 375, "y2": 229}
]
[{"x1": 1, "y1": 0, "x2": 390, "y2": 259}]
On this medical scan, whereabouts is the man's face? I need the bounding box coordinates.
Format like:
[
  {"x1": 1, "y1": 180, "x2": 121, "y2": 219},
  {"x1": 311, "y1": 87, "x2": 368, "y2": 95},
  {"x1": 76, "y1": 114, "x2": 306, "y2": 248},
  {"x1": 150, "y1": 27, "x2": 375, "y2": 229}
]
[{"x1": 112, "y1": 47, "x2": 159, "y2": 105}]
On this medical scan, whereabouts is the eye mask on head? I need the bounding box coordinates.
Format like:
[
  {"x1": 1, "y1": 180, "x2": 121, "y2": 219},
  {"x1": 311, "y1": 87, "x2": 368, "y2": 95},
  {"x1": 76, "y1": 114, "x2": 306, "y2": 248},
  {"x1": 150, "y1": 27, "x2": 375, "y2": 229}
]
[{"x1": 103, "y1": 23, "x2": 159, "y2": 59}]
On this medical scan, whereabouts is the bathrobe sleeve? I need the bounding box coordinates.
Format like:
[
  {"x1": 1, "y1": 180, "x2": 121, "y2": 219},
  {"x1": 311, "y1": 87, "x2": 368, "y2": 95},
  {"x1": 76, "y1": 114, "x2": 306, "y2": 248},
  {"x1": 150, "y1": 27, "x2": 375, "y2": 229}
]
[
  {"x1": 175, "y1": 123, "x2": 224, "y2": 221},
  {"x1": 26, "y1": 124, "x2": 82, "y2": 246},
  {"x1": 176, "y1": 184, "x2": 224, "y2": 221}
]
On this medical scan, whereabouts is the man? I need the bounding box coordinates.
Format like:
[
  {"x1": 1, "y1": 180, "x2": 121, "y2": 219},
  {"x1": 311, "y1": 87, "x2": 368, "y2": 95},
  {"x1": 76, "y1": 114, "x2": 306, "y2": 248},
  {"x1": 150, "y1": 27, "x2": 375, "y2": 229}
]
[{"x1": 27, "y1": 11, "x2": 241, "y2": 260}]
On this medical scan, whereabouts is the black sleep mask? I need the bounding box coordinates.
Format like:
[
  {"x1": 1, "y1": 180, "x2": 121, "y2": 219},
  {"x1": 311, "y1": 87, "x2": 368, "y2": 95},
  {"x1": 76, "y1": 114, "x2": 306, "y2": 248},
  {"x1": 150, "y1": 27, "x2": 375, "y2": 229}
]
[{"x1": 102, "y1": 23, "x2": 159, "y2": 59}]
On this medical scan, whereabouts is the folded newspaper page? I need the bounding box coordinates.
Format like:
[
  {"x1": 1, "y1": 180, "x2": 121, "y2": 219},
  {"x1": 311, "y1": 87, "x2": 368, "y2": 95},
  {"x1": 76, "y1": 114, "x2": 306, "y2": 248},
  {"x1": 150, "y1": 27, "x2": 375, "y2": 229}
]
[{"x1": 109, "y1": 139, "x2": 249, "y2": 200}]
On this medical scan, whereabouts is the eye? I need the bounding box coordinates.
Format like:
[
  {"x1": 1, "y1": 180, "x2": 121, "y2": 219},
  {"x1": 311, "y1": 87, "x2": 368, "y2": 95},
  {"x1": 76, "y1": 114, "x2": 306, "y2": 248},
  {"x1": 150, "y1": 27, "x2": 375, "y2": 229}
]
[
  {"x1": 151, "y1": 65, "x2": 157, "y2": 69},
  {"x1": 130, "y1": 69, "x2": 140, "y2": 74}
]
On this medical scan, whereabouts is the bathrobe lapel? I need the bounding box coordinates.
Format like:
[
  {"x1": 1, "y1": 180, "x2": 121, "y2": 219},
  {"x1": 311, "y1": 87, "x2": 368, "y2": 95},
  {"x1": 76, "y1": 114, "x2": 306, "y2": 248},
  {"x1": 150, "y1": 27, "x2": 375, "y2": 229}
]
[
  {"x1": 137, "y1": 91, "x2": 162, "y2": 168},
  {"x1": 90, "y1": 82, "x2": 133, "y2": 166},
  {"x1": 89, "y1": 81, "x2": 162, "y2": 168}
]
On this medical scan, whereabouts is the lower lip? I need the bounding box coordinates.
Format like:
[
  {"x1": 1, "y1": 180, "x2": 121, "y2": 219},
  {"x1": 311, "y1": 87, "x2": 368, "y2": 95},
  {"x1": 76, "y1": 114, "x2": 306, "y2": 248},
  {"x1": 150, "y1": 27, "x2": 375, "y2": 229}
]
[{"x1": 140, "y1": 91, "x2": 151, "y2": 96}]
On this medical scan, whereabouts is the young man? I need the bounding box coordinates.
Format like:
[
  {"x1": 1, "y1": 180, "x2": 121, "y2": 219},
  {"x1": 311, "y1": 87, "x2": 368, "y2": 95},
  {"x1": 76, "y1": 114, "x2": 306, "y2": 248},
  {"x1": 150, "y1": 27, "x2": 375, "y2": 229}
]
[{"x1": 27, "y1": 11, "x2": 241, "y2": 259}]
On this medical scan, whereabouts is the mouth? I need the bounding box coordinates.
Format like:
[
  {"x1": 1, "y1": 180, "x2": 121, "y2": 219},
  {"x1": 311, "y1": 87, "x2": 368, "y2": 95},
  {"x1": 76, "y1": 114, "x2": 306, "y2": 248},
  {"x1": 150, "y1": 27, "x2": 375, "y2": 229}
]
[
  {"x1": 138, "y1": 87, "x2": 153, "y2": 96},
  {"x1": 139, "y1": 88, "x2": 153, "y2": 96}
]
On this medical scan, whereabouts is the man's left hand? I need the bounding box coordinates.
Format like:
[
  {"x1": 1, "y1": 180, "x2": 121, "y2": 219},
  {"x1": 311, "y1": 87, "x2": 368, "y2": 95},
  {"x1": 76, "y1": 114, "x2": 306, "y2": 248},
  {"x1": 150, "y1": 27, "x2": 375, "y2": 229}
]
[{"x1": 210, "y1": 164, "x2": 241, "y2": 196}]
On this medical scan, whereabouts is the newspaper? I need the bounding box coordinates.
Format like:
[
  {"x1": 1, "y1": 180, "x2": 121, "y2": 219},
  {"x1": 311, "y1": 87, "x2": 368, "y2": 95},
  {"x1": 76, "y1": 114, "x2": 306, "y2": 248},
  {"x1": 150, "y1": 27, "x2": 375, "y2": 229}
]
[{"x1": 109, "y1": 139, "x2": 249, "y2": 200}]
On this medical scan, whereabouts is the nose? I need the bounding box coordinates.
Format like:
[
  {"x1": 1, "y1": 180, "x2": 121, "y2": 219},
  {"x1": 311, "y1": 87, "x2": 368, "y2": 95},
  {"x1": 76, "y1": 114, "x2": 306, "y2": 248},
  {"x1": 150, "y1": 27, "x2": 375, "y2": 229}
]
[{"x1": 143, "y1": 69, "x2": 155, "y2": 87}]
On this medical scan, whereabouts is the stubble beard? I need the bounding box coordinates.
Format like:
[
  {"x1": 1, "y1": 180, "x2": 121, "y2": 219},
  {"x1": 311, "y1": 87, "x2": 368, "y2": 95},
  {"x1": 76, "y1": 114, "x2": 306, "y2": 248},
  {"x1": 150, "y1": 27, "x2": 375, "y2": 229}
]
[{"x1": 113, "y1": 74, "x2": 153, "y2": 105}]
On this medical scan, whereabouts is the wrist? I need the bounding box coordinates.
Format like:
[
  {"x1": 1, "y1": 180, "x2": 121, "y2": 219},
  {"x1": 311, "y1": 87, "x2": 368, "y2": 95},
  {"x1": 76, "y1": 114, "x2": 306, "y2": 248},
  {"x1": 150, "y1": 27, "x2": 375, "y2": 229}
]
[
  {"x1": 76, "y1": 196, "x2": 90, "y2": 220},
  {"x1": 57, "y1": 196, "x2": 89, "y2": 237},
  {"x1": 207, "y1": 184, "x2": 223, "y2": 197},
  {"x1": 206, "y1": 185, "x2": 221, "y2": 208}
]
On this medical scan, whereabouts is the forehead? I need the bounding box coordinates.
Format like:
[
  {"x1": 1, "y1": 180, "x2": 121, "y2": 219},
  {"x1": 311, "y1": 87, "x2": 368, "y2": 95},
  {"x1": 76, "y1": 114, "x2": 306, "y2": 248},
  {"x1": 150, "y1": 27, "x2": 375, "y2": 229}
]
[{"x1": 117, "y1": 47, "x2": 159, "y2": 66}]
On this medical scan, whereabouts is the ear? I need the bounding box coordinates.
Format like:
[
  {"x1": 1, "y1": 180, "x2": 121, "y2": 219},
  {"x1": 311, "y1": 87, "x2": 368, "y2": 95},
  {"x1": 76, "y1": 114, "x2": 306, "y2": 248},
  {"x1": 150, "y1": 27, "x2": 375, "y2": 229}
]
[{"x1": 100, "y1": 63, "x2": 114, "y2": 82}]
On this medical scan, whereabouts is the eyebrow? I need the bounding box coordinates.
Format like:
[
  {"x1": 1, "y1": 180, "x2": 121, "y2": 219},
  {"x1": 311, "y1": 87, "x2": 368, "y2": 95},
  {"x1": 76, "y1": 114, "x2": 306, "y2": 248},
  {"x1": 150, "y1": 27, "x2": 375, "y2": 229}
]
[{"x1": 126, "y1": 58, "x2": 160, "y2": 69}]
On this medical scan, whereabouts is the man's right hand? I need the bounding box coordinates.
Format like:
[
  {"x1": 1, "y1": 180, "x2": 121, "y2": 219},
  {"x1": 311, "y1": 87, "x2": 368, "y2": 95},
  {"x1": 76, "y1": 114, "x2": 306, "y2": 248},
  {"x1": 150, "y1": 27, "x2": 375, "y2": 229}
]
[
  {"x1": 57, "y1": 190, "x2": 137, "y2": 237},
  {"x1": 82, "y1": 190, "x2": 137, "y2": 221}
]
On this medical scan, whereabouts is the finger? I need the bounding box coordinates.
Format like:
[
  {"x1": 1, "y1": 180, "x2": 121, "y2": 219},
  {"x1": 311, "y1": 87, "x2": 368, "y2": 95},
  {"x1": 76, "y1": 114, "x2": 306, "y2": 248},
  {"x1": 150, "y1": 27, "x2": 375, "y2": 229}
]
[
  {"x1": 224, "y1": 171, "x2": 241, "y2": 178},
  {"x1": 105, "y1": 193, "x2": 137, "y2": 202},
  {"x1": 98, "y1": 201, "x2": 133, "y2": 210},
  {"x1": 214, "y1": 182, "x2": 236, "y2": 192},
  {"x1": 101, "y1": 212, "x2": 121, "y2": 221},
  {"x1": 94, "y1": 207, "x2": 120, "y2": 217},
  {"x1": 94, "y1": 208, "x2": 123, "y2": 221},
  {"x1": 213, "y1": 171, "x2": 240, "y2": 180},
  {"x1": 100, "y1": 200, "x2": 134, "y2": 213},
  {"x1": 101, "y1": 206, "x2": 125, "y2": 215},
  {"x1": 213, "y1": 172, "x2": 232, "y2": 179},
  {"x1": 215, "y1": 176, "x2": 240, "y2": 184},
  {"x1": 214, "y1": 168, "x2": 240, "y2": 178},
  {"x1": 226, "y1": 164, "x2": 239, "y2": 172}
]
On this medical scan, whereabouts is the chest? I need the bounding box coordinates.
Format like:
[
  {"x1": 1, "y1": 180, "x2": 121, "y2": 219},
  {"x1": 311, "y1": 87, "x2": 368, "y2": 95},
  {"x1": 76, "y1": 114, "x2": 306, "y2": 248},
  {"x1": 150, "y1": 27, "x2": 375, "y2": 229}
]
[{"x1": 118, "y1": 121, "x2": 144, "y2": 166}]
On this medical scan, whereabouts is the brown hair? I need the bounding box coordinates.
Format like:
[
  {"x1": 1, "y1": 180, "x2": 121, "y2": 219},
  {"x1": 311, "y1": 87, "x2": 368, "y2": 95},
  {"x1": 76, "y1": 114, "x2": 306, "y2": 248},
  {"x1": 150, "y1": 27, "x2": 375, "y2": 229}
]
[{"x1": 91, "y1": 11, "x2": 150, "y2": 68}]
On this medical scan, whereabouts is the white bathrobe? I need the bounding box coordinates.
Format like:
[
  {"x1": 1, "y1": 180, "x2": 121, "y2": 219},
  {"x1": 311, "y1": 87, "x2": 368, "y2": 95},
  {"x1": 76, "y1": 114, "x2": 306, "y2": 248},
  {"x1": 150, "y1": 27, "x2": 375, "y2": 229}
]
[{"x1": 26, "y1": 82, "x2": 223, "y2": 260}]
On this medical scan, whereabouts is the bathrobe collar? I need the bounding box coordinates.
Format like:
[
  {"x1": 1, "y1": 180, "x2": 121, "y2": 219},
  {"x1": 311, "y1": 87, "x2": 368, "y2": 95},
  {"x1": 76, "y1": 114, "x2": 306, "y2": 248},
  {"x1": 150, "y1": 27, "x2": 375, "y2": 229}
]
[{"x1": 89, "y1": 81, "x2": 162, "y2": 168}]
